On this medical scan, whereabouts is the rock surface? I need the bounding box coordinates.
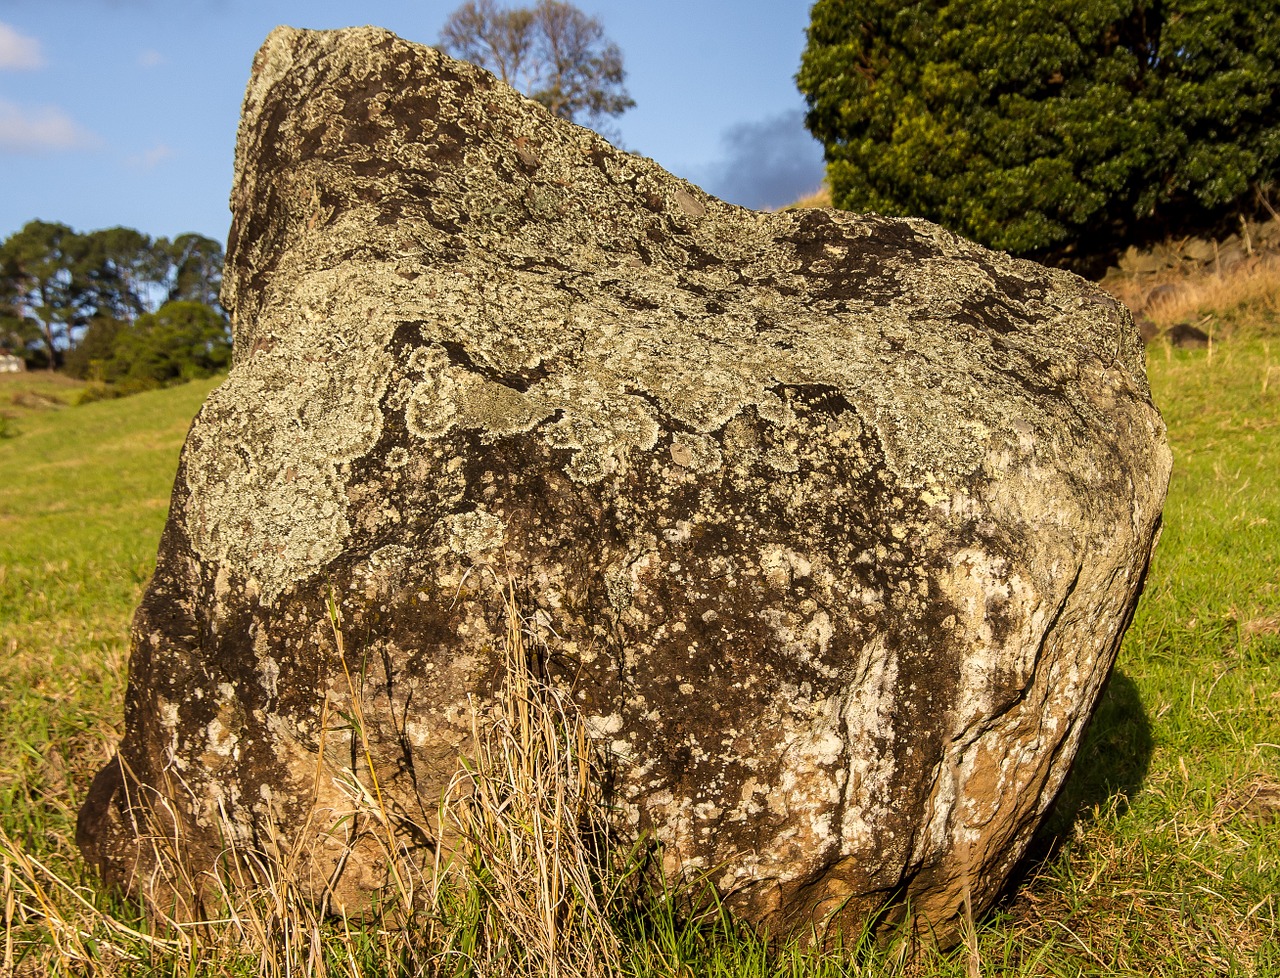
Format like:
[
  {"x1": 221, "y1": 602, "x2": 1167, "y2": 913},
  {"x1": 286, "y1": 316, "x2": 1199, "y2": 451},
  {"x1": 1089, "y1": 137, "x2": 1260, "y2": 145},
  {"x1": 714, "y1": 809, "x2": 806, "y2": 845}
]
[{"x1": 77, "y1": 26, "x2": 1172, "y2": 942}]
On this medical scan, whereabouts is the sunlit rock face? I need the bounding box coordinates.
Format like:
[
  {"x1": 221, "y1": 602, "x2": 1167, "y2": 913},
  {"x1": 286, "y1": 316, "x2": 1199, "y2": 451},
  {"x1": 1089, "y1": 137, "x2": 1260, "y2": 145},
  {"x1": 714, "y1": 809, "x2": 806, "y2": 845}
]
[{"x1": 77, "y1": 25, "x2": 1171, "y2": 943}]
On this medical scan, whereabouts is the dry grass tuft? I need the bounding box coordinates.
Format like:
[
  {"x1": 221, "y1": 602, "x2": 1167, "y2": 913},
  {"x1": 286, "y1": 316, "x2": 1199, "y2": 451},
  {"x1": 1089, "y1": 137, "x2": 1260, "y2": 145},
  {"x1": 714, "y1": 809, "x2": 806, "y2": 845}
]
[
  {"x1": 782, "y1": 184, "x2": 832, "y2": 210},
  {"x1": 1239, "y1": 614, "x2": 1280, "y2": 639},
  {"x1": 436, "y1": 580, "x2": 626, "y2": 978},
  {"x1": 1, "y1": 583, "x2": 630, "y2": 977},
  {"x1": 7, "y1": 390, "x2": 66, "y2": 411},
  {"x1": 1104, "y1": 252, "x2": 1280, "y2": 342},
  {"x1": 1212, "y1": 774, "x2": 1280, "y2": 827},
  {"x1": 1148, "y1": 257, "x2": 1280, "y2": 329}
]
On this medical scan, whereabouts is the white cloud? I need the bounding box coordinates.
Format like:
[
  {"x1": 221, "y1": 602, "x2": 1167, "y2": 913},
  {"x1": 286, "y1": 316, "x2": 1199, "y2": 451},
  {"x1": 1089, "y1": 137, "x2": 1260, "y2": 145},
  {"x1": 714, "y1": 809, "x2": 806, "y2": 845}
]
[
  {"x1": 138, "y1": 49, "x2": 165, "y2": 68},
  {"x1": 0, "y1": 98, "x2": 101, "y2": 153},
  {"x1": 0, "y1": 21, "x2": 44, "y2": 70},
  {"x1": 127, "y1": 141, "x2": 174, "y2": 169}
]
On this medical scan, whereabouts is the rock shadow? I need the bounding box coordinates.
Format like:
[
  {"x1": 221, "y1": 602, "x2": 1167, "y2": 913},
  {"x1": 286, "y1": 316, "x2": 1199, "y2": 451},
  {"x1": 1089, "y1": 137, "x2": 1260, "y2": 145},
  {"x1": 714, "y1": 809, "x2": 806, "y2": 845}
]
[{"x1": 1003, "y1": 667, "x2": 1154, "y2": 889}]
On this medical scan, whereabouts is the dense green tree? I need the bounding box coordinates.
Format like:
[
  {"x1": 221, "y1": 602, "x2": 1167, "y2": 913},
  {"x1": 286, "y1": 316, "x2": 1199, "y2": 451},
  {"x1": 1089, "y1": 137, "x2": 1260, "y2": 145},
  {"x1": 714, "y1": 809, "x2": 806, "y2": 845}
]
[
  {"x1": 0, "y1": 287, "x2": 40, "y2": 361},
  {"x1": 107, "y1": 301, "x2": 231, "y2": 386},
  {"x1": 439, "y1": 0, "x2": 634, "y2": 128},
  {"x1": 1, "y1": 222, "x2": 227, "y2": 369},
  {"x1": 797, "y1": 0, "x2": 1280, "y2": 265},
  {"x1": 61, "y1": 315, "x2": 127, "y2": 381}
]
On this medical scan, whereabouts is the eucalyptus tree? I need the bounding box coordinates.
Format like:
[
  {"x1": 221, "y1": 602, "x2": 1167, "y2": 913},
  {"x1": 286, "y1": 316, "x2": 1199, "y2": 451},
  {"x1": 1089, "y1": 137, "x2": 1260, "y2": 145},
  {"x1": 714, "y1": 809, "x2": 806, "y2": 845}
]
[{"x1": 0, "y1": 221, "x2": 96, "y2": 368}]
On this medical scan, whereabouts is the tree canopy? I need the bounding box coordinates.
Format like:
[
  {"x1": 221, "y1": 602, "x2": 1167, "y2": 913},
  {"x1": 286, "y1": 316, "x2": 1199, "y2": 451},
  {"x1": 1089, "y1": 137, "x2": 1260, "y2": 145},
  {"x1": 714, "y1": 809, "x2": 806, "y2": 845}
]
[
  {"x1": 439, "y1": 0, "x2": 634, "y2": 129},
  {"x1": 82, "y1": 301, "x2": 232, "y2": 388},
  {"x1": 0, "y1": 221, "x2": 94, "y2": 369},
  {"x1": 0, "y1": 220, "x2": 227, "y2": 384},
  {"x1": 797, "y1": 0, "x2": 1280, "y2": 266}
]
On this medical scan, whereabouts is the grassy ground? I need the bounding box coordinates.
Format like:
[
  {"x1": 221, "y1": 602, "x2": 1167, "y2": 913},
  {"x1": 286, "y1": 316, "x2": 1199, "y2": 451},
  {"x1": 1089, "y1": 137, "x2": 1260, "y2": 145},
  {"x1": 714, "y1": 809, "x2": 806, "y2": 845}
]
[
  {"x1": 1, "y1": 315, "x2": 1278, "y2": 974},
  {"x1": 0, "y1": 374, "x2": 221, "y2": 901},
  {"x1": 999, "y1": 339, "x2": 1280, "y2": 974}
]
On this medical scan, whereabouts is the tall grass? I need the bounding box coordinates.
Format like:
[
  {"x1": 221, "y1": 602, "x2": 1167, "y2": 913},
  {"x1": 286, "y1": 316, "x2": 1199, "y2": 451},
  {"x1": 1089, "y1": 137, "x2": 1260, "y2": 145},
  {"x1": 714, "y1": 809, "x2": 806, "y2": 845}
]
[
  {"x1": 434, "y1": 582, "x2": 626, "y2": 978},
  {"x1": 2, "y1": 575, "x2": 633, "y2": 976},
  {"x1": 1105, "y1": 252, "x2": 1280, "y2": 343},
  {"x1": 1146, "y1": 256, "x2": 1280, "y2": 334}
]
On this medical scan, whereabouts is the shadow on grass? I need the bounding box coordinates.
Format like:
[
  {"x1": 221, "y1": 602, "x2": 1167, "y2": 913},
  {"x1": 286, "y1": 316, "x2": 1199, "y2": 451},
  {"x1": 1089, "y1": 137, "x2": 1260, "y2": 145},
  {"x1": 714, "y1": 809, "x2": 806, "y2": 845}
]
[{"x1": 1007, "y1": 667, "x2": 1153, "y2": 884}]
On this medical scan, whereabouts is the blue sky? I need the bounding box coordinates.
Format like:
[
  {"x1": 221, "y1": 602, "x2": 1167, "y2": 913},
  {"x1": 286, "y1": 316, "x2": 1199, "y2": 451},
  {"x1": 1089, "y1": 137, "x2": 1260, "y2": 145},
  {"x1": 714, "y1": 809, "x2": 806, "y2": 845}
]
[{"x1": 0, "y1": 1, "x2": 826, "y2": 246}]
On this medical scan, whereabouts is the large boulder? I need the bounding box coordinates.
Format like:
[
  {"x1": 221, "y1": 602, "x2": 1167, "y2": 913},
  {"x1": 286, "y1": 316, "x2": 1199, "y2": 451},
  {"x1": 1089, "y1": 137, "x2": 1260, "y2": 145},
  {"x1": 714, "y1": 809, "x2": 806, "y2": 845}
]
[{"x1": 77, "y1": 26, "x2": 1171, "y2": 942}]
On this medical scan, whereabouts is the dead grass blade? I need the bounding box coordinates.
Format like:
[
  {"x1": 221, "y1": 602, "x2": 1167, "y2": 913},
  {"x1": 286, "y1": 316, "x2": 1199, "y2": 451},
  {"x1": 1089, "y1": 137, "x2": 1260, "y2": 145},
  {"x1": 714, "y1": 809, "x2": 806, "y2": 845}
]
[
  {"x1": 2, "y1": 581, "x2": 631, "y2": 977},
  {"x1": 437, "y1": 577, "x2": 624, "y2": 978}
]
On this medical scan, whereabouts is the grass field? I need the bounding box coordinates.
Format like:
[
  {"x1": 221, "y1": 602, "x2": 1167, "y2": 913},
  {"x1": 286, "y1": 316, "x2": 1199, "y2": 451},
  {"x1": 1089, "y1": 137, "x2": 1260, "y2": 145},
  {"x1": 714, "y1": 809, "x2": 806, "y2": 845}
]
[
  {"x1": 1, "y1": 320, "x2": 1278, "y2": 974},
  {"x1": 0, "y1": 374, "x2": 222, "y2": 906}
]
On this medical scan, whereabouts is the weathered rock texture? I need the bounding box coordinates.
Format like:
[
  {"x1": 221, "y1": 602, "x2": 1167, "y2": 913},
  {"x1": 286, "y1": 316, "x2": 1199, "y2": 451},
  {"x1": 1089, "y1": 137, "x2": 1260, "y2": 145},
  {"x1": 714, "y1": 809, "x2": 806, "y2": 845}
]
[{"x1": 77, "y1": 26, "x2": 1171, "y2": 942}]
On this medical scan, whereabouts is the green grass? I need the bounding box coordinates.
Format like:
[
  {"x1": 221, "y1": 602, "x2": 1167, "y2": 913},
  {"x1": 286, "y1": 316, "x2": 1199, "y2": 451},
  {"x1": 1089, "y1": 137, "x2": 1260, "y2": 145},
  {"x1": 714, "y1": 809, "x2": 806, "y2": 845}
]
[
  {"x1": 1, "y1": 340, "x2": 1278, "y2": 975},
  {"x1": 0, "y1": 373, "x2": 214, "y2": 624},
  {"x1": 0, "y1": 373, "x2": 221, "y2": 904},
  {"x1": 1000, "y1": 340, "x2": 1280, "y2": 974}
]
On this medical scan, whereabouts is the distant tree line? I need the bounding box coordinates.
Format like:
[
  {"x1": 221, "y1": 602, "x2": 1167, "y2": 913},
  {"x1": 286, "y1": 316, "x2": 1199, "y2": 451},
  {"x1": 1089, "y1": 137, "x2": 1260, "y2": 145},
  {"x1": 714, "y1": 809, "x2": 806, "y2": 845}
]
[{"x1": 0, "y1": 220, "x2": 230, "y2": 390}]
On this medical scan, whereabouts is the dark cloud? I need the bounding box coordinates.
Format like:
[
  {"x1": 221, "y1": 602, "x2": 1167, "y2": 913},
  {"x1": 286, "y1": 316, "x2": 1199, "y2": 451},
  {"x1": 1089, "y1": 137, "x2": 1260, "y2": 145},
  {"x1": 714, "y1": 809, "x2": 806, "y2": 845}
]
[{"x1": 697, "y1": 108, "x2": 826, "y2": 211}]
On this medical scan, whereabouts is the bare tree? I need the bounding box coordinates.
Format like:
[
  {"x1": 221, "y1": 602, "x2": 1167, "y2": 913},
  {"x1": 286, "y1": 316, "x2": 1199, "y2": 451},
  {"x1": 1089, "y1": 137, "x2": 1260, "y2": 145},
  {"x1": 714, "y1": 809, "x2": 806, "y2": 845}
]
[
  {"x1": 439, "y1": 0, "x2": 634, "y2": 129},
  {"x1": 439, "y1": 0, "x2": 537, "y2": 90}
]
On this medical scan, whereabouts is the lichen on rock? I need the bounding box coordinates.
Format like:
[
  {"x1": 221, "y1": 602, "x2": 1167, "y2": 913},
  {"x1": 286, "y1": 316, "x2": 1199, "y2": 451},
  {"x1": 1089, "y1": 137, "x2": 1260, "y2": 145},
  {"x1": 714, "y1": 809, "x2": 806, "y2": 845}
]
[{"x1": 77, "y1": 25, "x2": 1171, "y2": 945}]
